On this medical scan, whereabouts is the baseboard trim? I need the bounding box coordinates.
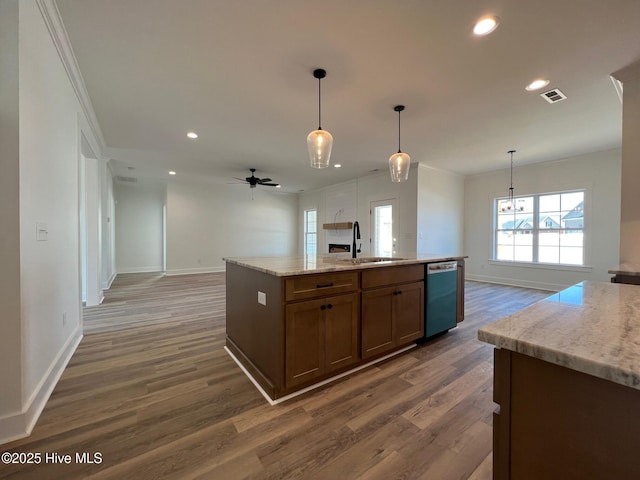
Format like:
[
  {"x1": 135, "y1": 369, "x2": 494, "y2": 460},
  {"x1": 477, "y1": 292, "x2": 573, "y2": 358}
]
[
  {"x1": 466, "y1": 273, "x2": 563, "y2": 292},
  {"x1": 0, "y1": 328, "x2": 83, "y2": 446},
  {"x1": 116, "y1": 267, "x2": 164, "y2": 274},
  {"x1": 103, "y1": 271, "x2": 117, "y2": 290},
  {"x1": 225, "y1": 343, "x2": 416, "y2": 406},
  {"x1": 165, "y1": 266, "x2": 225, "y2": 276}
]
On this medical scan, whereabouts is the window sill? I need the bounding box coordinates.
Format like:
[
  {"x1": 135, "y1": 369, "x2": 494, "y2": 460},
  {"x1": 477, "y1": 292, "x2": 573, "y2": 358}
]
[{"x1": 488, "y1": 260, "x2": 592, "y2": 273}]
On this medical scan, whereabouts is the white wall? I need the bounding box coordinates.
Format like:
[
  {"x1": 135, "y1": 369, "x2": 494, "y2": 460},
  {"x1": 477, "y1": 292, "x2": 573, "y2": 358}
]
[
  {"x1": 417, "y1": 164, "x2": 465, "y2": 255},
  {"x1": 166, "y1": 180, "x2": 298, "y2": 274},
  {"x1": 115, "y1": 183, "x2": 165, "y2": 273},
  {"x1": 101, "y1": 162, "x2": 116, "y2": 288},
  {"x1": 0, "y1": 0, "x2": 23, "y2": 433},
  {"x1": 618, "y1": 69, "x2": 640, "y2": 263},
  {"x1": 0, "y1": 0, "x2": 102, "y2": 444},
  {"x1": 464, "y1": 149, "x2": 621, "y2": 290}
]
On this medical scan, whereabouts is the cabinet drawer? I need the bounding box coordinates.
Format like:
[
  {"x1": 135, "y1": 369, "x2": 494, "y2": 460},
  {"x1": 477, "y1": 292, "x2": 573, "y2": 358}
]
[
  {"x1": 285, "y1": 271, "x2": 359, "y2": 301},
  {"x1": 362, "y1": 264, "x2": 424, "y2": 289}
]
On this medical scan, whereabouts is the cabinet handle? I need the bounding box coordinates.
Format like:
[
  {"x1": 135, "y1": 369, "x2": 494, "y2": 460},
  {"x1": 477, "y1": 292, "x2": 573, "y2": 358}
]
[
  {"x1": 320, "y1": 305, "x2": 326, "y2": 311},
  {"x1": 393, "y1": 290, "x2": 403, "y2": 295},
  {"x1": 327, "y1": 304, "x2": 333, "y2": 309},
  {"x1": 316, "y1": 282, "x2": 334, "y2": 288}
]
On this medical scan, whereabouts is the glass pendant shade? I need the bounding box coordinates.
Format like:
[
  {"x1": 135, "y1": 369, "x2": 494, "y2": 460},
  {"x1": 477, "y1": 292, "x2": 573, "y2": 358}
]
[
  {"x1": 389, "y1": 151, "x2": 410, "y2": 182},
  {"x1": 307, "y1": 128, "x2": 333, "y2": 169},
  {"x1": 389, "y1": 105, "x2": 410, "y2": 182}
]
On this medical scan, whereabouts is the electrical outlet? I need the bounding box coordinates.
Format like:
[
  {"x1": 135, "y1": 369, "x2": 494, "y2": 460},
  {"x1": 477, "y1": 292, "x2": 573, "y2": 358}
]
[
  {"x1": 62, "y1": 312, "x2": 67, "y2": 327},
  {"x1": 258, "y1": 291, "x2": 267, "y2": 306}
]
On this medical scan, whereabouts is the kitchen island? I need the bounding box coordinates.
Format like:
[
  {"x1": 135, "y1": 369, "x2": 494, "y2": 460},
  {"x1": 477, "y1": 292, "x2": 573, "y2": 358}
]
[
  {"x1": 224, "y1": 254, "x2": 466, "y2": 403},
  {"x1": 478, "y1": 281, "x2": 640, "y2": 480}
]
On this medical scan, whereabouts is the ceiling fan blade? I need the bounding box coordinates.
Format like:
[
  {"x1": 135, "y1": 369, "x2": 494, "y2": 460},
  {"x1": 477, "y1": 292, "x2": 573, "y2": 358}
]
[
  {"x1": 232, "y1": 177, "x2": 247, "y2": 182},
  {"x1": 257, "y1": 177, "x2": 272, "y2": 183},
  {"x1": 261, "y1": 183, "x2": 279, "y2": 187}
]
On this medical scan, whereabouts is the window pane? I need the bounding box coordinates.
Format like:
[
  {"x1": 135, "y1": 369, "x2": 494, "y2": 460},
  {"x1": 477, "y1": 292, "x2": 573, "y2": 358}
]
[
  {"x1": 561, "y1": 192, "x2": 584, "y2": 229},
  {"x1": 539, "y1": 246, "x2": 560, "y2": 263},
  {"x1": 514, "y1": 231, "x2": 533, "y2": 261},
  {"x1": 515, "y1": 197, "x2": 533, "y2": 213},
  {"x1": 539, "y1": 194, "x2": 560, "y2": 214},
  {"x1": 560, "y1": 247, "x2": 583, "y2": 265},
  {"x1": 496, "y1": 231, "x2": 514, "y2": 261}
]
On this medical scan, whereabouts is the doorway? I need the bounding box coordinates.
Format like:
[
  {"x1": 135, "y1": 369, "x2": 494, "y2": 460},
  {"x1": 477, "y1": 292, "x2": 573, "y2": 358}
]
[{"x1": 370, "y1": 198, "x2": 397, "y2": 257}]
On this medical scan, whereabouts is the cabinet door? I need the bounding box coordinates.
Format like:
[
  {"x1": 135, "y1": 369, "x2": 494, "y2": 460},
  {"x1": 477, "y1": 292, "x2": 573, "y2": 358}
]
[
  {"x1": 394, "y1": 281, "x2": 424, "y2": 344},
  {"x1": 361, "y1": 285, "x2": 395, "y2": 359},
  {"x1": 285, "y1": 298, "x2": 325, "y2": 388},
  {"x1": 324, "y1": 293, "x2": 360, "y2": 373}
]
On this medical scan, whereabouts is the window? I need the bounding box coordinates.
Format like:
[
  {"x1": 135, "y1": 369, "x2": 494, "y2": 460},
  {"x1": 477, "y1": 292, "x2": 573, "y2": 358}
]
[
  {"x1": 304, "y1": 209, "x2": 317, "y2": 256},
  {"x1": 494, "y1": 190, "x2": 584, "y2": 265}
]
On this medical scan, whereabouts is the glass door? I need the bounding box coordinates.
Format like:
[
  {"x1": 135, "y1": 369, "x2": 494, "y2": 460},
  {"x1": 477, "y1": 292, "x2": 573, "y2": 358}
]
[{"x1": 370, "y1": 199, "x2": 397, "y2": 257}]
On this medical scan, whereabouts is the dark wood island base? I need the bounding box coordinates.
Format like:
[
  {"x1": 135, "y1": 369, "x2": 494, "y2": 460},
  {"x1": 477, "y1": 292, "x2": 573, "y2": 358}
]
[
  {"x1": 224, "y1": 255, "x2": 466, "y2": 402},
  {"x1": 493, "y1": 348, "x2": 640, "y2": 479}
]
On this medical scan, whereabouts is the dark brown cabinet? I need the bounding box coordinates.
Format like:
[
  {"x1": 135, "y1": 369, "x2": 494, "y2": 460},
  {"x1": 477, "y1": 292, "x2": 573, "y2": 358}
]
[
  {"x1": 285, "y1": 292, "x2": 359, "y2": 389},
  {"x1": 361, "y1": 265, "x2": 424, "y2": 360}
]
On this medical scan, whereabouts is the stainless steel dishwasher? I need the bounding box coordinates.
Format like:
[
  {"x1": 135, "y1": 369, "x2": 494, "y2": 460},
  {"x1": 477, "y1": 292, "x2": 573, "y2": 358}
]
[{"x1": 425, "y1": 261, "x2": 458, "y2": 338}]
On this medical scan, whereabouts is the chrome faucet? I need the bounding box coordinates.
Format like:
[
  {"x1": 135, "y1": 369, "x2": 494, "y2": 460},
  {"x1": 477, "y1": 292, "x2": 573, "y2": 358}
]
[{"x1": 352, "y1": 221, "x2": 361, "y2": 259}]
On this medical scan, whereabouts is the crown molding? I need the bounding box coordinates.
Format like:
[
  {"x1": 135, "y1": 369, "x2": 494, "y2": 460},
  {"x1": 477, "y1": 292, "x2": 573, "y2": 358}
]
[{"x1": 36, "y1": 0, "x2": 106, "y2": 155}]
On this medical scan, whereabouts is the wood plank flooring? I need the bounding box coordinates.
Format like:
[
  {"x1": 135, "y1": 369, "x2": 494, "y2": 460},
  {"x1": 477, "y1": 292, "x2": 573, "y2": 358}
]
[{"x1": 0, "y1": 273, "x2": 552, "y2": 480}]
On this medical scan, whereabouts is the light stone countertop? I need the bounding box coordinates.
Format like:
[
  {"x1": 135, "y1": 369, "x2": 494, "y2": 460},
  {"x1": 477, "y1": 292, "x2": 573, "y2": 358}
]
[
  {"x1": 223, "y1": 253, "x2": 466, "y2": 277},
  {"x1": 478, "y1": 281, "x2": 640, "y2": 390},
  {"x1": 608, "y1": 263, "x2": 640, "y2": 276}
]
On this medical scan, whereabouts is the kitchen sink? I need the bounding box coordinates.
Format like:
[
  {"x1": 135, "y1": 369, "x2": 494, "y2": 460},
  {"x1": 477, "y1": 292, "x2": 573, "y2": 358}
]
[{"x1": 338, "y1": 257, "x2": 405, "y2": 265}]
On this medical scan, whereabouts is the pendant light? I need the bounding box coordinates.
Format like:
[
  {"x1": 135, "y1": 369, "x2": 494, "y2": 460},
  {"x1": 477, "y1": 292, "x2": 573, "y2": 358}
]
[
  {"x1": 501, "y1": 149, "x2": 516, "y2": 212},
  {"x1": 307, "y1": 68, "x2": 333, "y2": 169},
  {"x1": 389, "y1": 105, "x2": 411, "y2": 182}
]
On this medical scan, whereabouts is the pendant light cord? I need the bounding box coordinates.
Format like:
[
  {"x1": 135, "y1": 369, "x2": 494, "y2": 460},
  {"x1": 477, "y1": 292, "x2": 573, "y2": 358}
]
[
  {"x1": 508, "y1": 150, "x2": 515, "y2": 202},
  {"x1": 318, "y1": 77, "x2": 322, "y2": 130},
  {"x1": 397, "y1": 109, "x2": 402, "y2": 153}
]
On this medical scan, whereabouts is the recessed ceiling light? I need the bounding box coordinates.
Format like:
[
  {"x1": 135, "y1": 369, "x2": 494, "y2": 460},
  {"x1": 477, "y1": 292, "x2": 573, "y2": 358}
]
[
  {"x1": 186, "y1": 132, "x2": 198, "y2": 139},
  {"x1": 334, "y1": 164, "x2": 342, "y2": 168},
  {"x1": 473, "y1": 16, "x2": 499, "y2": 36},
  {"x1": 526, "y1": 79, "x2": 550, "y2": 91},
  {"x1": 169, "y1": 171, "x2": 176, "y2": 175}
]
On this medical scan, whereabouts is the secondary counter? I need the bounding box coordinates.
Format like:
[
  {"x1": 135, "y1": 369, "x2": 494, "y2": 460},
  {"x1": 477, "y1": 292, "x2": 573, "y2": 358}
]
[
  {"x1": 478, "y1": 281, "x2": 640, "y2": 479},
  {"x1": 224, "y1": 254, "x2": 466, "y2": 403}
]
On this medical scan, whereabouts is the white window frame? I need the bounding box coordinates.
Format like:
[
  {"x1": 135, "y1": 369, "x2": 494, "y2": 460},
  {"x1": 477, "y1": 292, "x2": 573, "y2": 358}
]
[{"x1": 492, "y1": 189, "x2": 587, "y2": 268}]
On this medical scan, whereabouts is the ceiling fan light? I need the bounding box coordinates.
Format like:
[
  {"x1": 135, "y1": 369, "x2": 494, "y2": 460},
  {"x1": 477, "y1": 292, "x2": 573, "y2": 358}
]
[
  {"x1": 307, "y1": 129, "x2": 333, "y2": 168},
  {"x1": 389, "y1": 152, "x2": 411, "y2": 182}
]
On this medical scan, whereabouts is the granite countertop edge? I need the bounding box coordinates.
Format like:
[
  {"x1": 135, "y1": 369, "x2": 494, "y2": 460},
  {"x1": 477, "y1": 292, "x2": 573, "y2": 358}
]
[
  {"x1": 223, "y1": 254, "x2": 467, "y2": 277},
  {"x1": 478, "y1": 281, "x2": 640, "y2": 391}
]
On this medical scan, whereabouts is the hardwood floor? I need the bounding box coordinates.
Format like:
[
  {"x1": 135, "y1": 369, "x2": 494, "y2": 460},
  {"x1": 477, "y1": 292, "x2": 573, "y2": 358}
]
[{"x1": 0, "y1": 274, "x2": 552, "y2": 480}]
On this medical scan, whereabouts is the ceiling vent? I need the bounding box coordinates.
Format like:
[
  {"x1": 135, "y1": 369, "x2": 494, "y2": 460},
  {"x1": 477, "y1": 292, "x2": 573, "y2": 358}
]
[
  {"x1": 540, "y1": 88, "x2": 567, "y2": 104},
  {"x1": 116, "y1": 175, "x2": 138, "y2": 183}
]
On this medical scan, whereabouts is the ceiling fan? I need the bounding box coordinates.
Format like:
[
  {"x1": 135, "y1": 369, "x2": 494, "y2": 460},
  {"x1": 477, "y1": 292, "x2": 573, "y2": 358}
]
[{"x1": 233, "y1": 168, "x2": 279, "y2": 189}]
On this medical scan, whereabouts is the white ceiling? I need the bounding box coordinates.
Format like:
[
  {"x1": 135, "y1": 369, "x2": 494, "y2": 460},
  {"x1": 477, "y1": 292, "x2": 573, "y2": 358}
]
[{"x1": 55, "y1": 0, "x2": 640, "y2": 193}]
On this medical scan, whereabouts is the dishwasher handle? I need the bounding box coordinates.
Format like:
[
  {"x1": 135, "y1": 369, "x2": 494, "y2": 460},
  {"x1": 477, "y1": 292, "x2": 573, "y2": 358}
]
[{"x1": 427, "y1": 261, "x2": 458, "y2": 274}]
